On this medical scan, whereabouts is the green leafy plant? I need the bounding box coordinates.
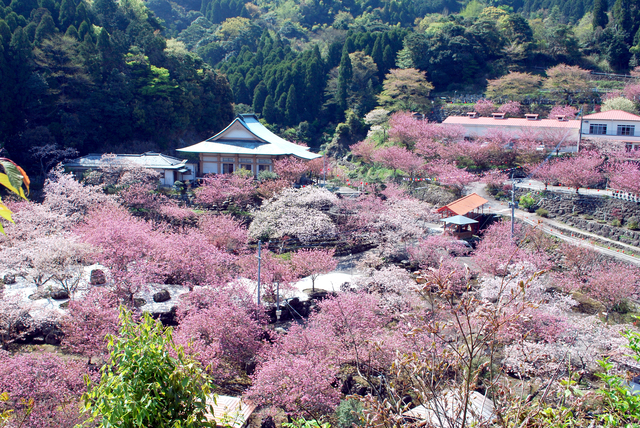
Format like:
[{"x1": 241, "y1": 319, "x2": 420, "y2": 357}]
[
  {"x1": 335, "y1": 399, "x2": 363, "y2": 428},
  {"x1": 282, "y1": 418, "x2": 331, "y2": 428},
  {"x1": 519, "y1": 192, "x2": 537, "y2": 211},
  {"x1": 80, "y1": 309, "x2": 215, "y2": 427},
  {"x1": 536, "y1": 208, "x2": 549, "y2": 218},
  {"x1": 612, "y1": 219, "x2": 622, "y2": 227},
  {"x1": 0, "y1": 159, "x2": 29, "y2": 234}
]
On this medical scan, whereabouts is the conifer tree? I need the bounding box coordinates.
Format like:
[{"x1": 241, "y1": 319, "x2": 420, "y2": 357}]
[
  {"x1": 593, "y1": 0, "x2": 609, "y2": 29},
  {"x1": 34, "y1": 12, "x2": 56, "y2": 44},
  {"x1": 285, "y1": 84, "x2": 297, "y2": 125},
  {"x1": 262, "y1": 94, "x2": 275, "y2": 123},
  {"x1": 58, "y1": 0, "x2": 76, "y2": 30},
  {"x1": 337, "y1": 49, "x2": 352, "y2": 113},
  {"x1": 252, "y1": 81, "x2": 267, "y2": 114}
]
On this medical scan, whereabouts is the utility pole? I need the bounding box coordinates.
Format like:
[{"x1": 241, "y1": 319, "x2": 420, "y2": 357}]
[
  {"x1": 256, "y1": 240, "x2": 262, "y2": 305},
  {"x1": 509, "y1": 170, "x2": 519, "y2": 240}
]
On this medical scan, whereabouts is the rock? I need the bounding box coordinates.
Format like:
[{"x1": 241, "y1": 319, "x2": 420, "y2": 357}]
[
  {"x1": 3, "y1": 273, "x2": 16, "y2": 284},
  {"x1": 50, "y1": 289, "x2": 69, "y2": 300},
  {"x1": 90, "y1": 269, "x2": 106, "y2": 285},
  {"x1": 153, "y1": 289, "x2": 171, "y2": 303},
  {"x1": 571, "y1": 292, "x2": 606, "y2": 315},
  {"x1": 133, "y1": 298, "x2": 146, "y2": 307}
]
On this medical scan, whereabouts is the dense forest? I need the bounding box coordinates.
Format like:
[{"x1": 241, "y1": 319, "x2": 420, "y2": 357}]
[{"x1": 2, "y1": 0, "x2": 640, "y2": 176}]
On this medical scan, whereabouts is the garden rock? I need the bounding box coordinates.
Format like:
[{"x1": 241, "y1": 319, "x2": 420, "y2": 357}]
[
  {"x1": 153, "y1": 289, "x2": 171, "y2": 303},
  {"x1": 90, "y1": 269, "x2": 106, "y2": 285},
  {"x1": 3, "y1": 273, "x2": 16, "y2": 284},
  {"x1": 50, "y1": 289, "x2": 69, "y2": 300}
]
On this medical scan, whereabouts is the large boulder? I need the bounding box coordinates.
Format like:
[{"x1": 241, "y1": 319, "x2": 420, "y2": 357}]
[
  {"x1": 90, "y1": 269, "x2": 106, "y2": 285},
  {"x1": 153, "y1": 289, "x2": 171, "y2": 303}
]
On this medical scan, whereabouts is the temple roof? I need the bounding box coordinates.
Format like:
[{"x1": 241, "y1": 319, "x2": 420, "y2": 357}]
[{"x1": 178, "y1": 114, "x2": 321, "y2": 160}]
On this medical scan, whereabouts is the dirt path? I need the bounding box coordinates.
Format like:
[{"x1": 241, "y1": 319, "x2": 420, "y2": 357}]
[{"x1": 467, "y1": 182, "x2": 640, "y2": 267}]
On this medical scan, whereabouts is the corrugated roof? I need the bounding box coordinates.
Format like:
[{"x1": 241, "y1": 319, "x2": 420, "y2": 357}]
[
  {"x1": 65, "y1": 152, "x2": 188, "y2": 169},
  {"x1": 206, "y1": 395, "x2": 256, "y2": 428},
  {"x1": 583, "y1": 110, "x2": 640, "y2": 121},
  {"x1": 437, "y1": 193, "x2": 488, "y2": 216},
  {"x1": 443, "y1": 116, "x2": 580, "y2": 129},
  {"x1": 178, "y1": 115, "x2": 321, "y2": 160},
  {"x1": 440, "y1": 215, "x2": 479, "y2": 225},
  {"x1": 403, "y1": 391, "x2": 495, "y2": 427}
]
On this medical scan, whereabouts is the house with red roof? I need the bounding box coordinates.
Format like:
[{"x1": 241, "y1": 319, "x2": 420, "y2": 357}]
[{"x1": 580, "y1": 110, "x2": 640, "y2": 151}]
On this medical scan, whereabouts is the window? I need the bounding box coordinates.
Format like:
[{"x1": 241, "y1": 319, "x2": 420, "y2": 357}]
[
  {"x1": 258, "y1": 164, "x2": 270, "y2": 172},
  {"x1": 222, "y1": 163, "x2": 234, "y2": 174},
  {"x1": 589, "y1": 124, "x2": 607, "y2": 135},
  {"x1": 626, "y1": 143, "x2": 640, "y2": 152},
  {"x1": 240, "y1": 164, "x2": 252, "y2": 172},
  {"x1": 618, "y1": 125, "x2": 635, "y2": 136}
]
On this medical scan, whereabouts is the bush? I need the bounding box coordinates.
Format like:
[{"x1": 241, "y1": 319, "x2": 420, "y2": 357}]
[
  {"x1": 258, "y1": 170, "x2": 278, "y2": 181},
  {"x1": 612, "y1": 219, "x2": 622, "y2": 227},
  {"x1": 336, "y1": 399, "x2": 363, "y2": 428},
  {"x1": 536, "y1": 208, "x2": 549, "y2": 218},
  {"x1": 81, "y1": 309, "x2": 215, "y2": 427},
  {"x1": 627, "y1": 217, "x2": 639, "y2": 230},
  {"x1": 519, "y1": 192, "x2": 537, "y2": 211}
]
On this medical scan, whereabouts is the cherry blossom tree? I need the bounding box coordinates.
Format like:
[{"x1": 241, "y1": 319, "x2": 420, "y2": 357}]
[
  {"x1": 549, "y1": 150, "x2": 604, "y2": 193},
  {"x1": 606, "y1": 161, "x2": 640, "y2": 194},
  {"x1": 498, "y1": 101, "x2": 522, "y2": 117},
  {"x1": 249, "y1": 187, "x2": 338, "y2": 242},
  {"x1": 198, "y1": 213, "x2": 248, "y2": 253},
  {"x1": 372, "y1": 145, "x2": 424, "y2": 178},
  {"x1": 350, "y1": 139, "x2": 377, "y2": 163},
  {"x1": 624, "y1": 83, "x2": 640, "y2": 102},
  {"x1": 43, "y1": 167, "x2": 114, "y2": 223},
  {"x1": 174, "y1": 287, "x2": 267, "y2": 382},
  {"x1": 474, "y1": 98, "x2": 495, "y2": 116},
  {"x1": 239, "y1": 248, "x2": 298, "y2": 302},
  {"x1": 273, "y1": 156, "x2": 311, "y2": 183},
  {"x1": 291, "y1": 248, "x2": 338, "y2": 291},
  {"x1": 423, "y1": 160, "x2": 476, "y2": 195},
  {"x1": 256, "y1": 178, "x2": 291, "y2": 199},
  {"x1": 61, "y1": 287, "x2": 120, "y2": 362},
  {"x1": 548, "y1": 105, "x2": 578, "y2": 119},
  {"x1": 194, "y1": 173, "x2": 255, "y2": 207},
  {"x1": 0, "y1": 351, "x2": 92, "y2": 428}
]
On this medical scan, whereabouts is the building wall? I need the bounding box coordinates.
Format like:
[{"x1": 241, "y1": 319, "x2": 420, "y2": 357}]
[{"x1": 199, "y1": 154, "x2": 274, "y2": 177}]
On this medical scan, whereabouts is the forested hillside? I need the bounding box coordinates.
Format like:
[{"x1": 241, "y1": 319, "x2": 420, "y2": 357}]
[
  {"x1": 0, "y1": 0, "x2": 234, "y2": 176},
  {"x1": 146, "y1": 0, "x2": 640, "y2": 149},
  {"x1": 2, "y1": 0, "x2": 640, "y2": 175}
]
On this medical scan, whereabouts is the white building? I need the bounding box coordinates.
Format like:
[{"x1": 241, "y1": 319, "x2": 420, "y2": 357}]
[
  {"x1": 177, "y1": 114, "x2": 320, "y2": 177},
  {"x1": 443, "y1": 112, "x2": 581, "y2": 145},
  {"x1": 581, "y1": 110, "x2": 640, "y2": 151},
  {"x1": 64, "y1": 152, "x2": 196, "y2": 186}
]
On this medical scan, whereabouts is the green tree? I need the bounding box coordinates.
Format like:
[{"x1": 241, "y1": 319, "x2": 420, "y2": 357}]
[
  {"x1": 377, "y1": 68, "x2": 434, "y2": 112},
  {"x1": 285, "y1": 83, "x2": 297, "y2": 125},
  {"x1": 81, "y1": 309, "x2": 215, "y2": 427},
  {"x1": 337, "y1": 49, "x2": 352, "y2": 113},
  {"x1": 486, "y1": 71, "x2": 542, "y2": 101},
  {"x1": 262, "y1": 94, "x2": 275, "y2": 123},
  {"x1": 58, "y1": 0, "x2": 76, "y2": 30},
  {"x1": 593, "y1": 0, "x2": 609, "y2": 29},
  {"x1": 252, "y1": 81, "x2": 267, "y2": 113},
  {"x1": 34, "y1": 12, "x2": 56, "y2": 44}
]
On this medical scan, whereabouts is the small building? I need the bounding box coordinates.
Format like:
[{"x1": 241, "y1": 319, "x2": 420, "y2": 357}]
[
  {"x1": 177, "y1": 114, "x2": 321, "y2": 177},
  {"x1": 437, "y1": 193, "x2": 489, "y2": 238},
  {"x1": 581, "y1": 110, "x2": 640, "y2": 151},
  {"x1": 443, "y1": 113, "x2": 580, "y2": 148},
  {"x1": 64, "y1": 152, "x2": 196, "y2": 186}
]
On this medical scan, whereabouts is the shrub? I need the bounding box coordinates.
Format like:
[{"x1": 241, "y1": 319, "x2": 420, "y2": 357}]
[
  {"x1": 519, "y1": 192, "x2": 537, "y2": 211},
  {"x1": 536, "y1": 208, "x2": 549, "y2": 217},
  {"x1": 335, "y1": 399, "x2": 363, "y2": 428},
  {"x1": 81, "y1": 309, "x2": 215, "y2": 427},
  {"x1": 258, "y1": 170, "x2": 278, "y2": 181},
  {"x1": 612, "y1": 219, "x2": 622, "y2": 227}
]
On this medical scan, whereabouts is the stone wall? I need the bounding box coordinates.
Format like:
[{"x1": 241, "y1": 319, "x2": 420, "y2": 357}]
[{"x1": 516, "y1": 188, "x2": 640, "y2": 247}]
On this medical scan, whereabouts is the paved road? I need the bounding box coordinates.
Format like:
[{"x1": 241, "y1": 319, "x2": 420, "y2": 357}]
[
  {"x1": 516, "y1": 179, "x2": 614, "y2": 197},
  {"x1": 467, "y1": 182, "x2": 640, "y2": 267}
]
